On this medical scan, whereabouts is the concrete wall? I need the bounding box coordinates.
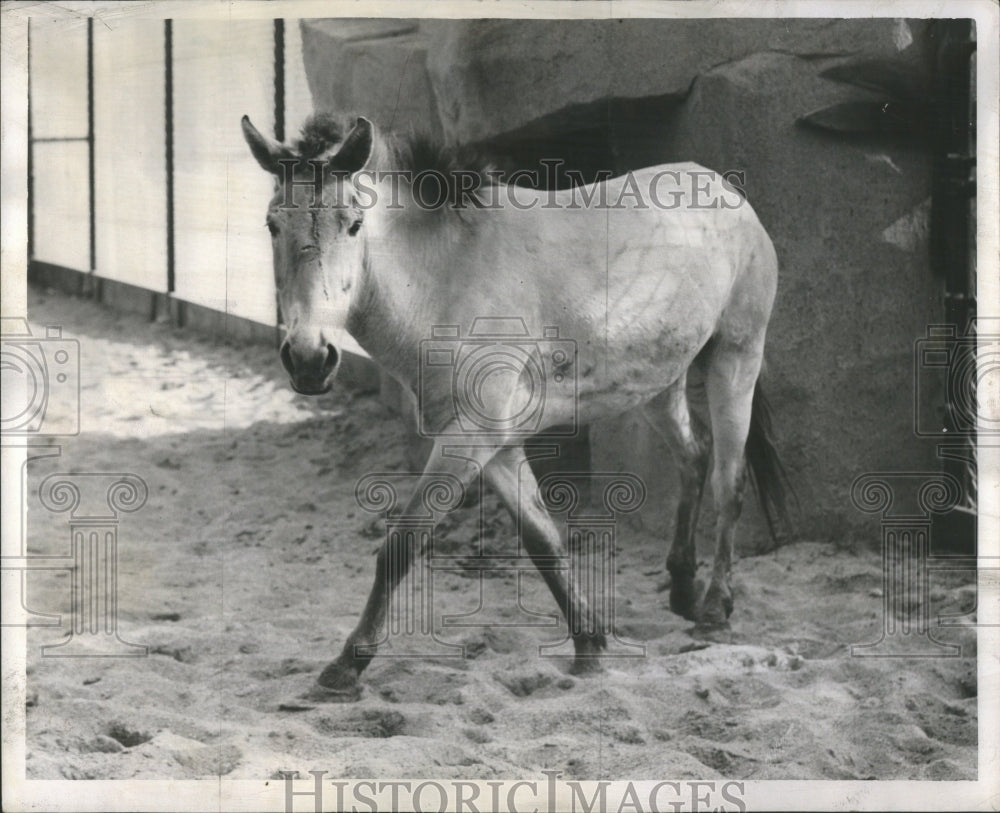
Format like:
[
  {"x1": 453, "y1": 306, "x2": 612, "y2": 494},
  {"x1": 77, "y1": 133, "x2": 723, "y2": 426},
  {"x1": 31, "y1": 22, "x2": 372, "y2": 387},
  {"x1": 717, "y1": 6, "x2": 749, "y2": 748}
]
[{"x1": 299, "y1": 18, "x2": 942, "y2": 552}]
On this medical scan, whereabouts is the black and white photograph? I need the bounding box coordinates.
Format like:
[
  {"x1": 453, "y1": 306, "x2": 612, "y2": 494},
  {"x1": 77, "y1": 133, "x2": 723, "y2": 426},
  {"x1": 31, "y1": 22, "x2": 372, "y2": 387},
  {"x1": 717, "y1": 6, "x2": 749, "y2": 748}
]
[{"x1": 1, "y1": 1, "x2": 997, "y2": 810}]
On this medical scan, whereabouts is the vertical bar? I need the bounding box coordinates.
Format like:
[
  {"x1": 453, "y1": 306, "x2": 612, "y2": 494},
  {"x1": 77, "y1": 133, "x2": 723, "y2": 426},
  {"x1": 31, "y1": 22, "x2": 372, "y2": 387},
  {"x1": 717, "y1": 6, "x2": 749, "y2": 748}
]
[
  {"x1": 273, "y1": 18, "x2": 286, "y2": 340},
  {"x1": 87, "y1": 18, "x2": 95, "y2": 274},
  {"x1": 928, "y1": 20, "x2": 977, "y2": 556},
  {"x1": 274, "y1": 19, "x2": 285, "y2": 142},
  {"x1": 89, "y1": 531, "x2": 98, "y2": 634},
  {"x1": 26, "y1": 19, "x2": 33, "y2": 261},
  {"x1": 164, "y1": 19, "x2": 175, "y2": 295},
  {"x1": 107, "y1": 530, "x2": 117, "y2": 629},
  {"x1": 101, "y1": 532, "x2": 108, "y2": 632},
  {"x1": 73, "y1": 530, "x2": 83, "y2": 635}
]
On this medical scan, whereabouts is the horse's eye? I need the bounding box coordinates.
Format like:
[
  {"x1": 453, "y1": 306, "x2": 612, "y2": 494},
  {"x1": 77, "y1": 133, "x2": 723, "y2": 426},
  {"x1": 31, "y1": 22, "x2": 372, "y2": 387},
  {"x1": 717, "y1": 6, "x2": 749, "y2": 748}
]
[
  {"x1": 266, "y1": 220, "x2": 279, "y2": 237},
  {"x1": 348, "y1": 219, "x2": 363, "y2": 237}
]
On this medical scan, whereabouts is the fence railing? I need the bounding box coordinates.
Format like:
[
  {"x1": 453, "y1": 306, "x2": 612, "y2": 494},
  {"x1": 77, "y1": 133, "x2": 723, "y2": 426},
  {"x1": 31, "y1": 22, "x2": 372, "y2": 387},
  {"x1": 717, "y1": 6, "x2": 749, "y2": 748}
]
[{"x1": 27, "y1": 17, "x2": 349, "y2": 347}]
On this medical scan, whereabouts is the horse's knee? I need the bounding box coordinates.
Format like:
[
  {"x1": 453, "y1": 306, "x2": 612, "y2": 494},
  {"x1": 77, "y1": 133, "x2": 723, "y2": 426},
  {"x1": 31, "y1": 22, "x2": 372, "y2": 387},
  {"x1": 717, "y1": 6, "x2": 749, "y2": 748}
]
[
  {"x1": 678, "y1": 457, "x2": 708, "y2": 500},
  {"x1": 669, "y1": 441, "x2": 710, "y2": 550},
  {"x1": 711, "y1": 462, "x2": 747, "y2": 519}
]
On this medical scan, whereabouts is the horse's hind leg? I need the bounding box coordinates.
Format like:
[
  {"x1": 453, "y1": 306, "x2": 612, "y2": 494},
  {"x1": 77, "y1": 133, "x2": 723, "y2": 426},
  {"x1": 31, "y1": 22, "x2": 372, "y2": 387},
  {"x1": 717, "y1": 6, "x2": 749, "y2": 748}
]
[
  {"x1": 484, "y1": 445, "x2": 607, "y2": 673},
  {"x1": 645, "y1": 375, "x2": 711, "y2": 621},
  {"x1": 700, "y1": 340, "x2": 761, "y2": 626}
]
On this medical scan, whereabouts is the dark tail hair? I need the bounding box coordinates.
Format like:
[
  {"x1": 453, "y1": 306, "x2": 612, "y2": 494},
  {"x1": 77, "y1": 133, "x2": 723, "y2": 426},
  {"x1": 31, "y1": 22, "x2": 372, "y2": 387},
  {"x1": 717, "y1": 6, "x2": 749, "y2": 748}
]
[{"x1": 745, "y1": 379, "x2": 797, "y2": 542}]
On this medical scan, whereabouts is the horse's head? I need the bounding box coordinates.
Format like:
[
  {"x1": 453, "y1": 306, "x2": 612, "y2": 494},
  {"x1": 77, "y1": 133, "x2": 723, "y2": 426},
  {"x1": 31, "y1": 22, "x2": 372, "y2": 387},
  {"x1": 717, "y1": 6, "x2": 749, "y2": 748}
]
[{"x1": 241, "y1": 115, "x2": 373, "y2": 395}]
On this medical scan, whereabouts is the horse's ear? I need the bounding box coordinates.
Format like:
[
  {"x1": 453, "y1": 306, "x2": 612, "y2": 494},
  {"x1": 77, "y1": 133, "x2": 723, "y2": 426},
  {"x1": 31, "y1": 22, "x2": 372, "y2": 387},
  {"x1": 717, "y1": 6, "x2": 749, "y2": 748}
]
[
  {"x1": 241, "y1": 115, "x2": 291, "y2": 174},
  {"x1": 329, "y1": 117, "x2": 373, "y2": 174}
]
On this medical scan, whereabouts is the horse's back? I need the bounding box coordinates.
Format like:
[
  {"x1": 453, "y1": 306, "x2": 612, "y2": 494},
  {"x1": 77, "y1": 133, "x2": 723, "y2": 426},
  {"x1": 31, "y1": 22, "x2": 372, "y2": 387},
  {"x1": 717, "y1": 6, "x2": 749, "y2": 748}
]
[
  {"x1": 480, "y1": 165, "x2": 770, "y2": 422},
  {"x1": 464, "y1": 161, "x2": 777, "y2": 347},
  {"x1": 601, "y1": 160, "x2": 777, "y2": 321}
]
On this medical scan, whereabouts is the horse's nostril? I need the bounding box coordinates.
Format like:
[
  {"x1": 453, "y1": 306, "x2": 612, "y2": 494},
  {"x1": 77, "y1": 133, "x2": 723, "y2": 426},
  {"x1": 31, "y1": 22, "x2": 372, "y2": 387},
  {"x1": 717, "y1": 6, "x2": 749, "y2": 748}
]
[
  {"x1": 325, "y1": 344, "x2": 339, "y2": 373},
  {"x1": 280, "y1": 341, "x2": 295, "y2": 376},
  {"x1": 281, "y1": 339, "x2": 336, "y2": 384}
]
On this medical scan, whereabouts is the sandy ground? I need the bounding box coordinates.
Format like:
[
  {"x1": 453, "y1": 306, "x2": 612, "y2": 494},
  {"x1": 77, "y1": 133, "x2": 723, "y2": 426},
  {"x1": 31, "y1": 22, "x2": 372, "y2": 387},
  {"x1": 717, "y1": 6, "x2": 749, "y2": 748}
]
[{"x1": 22, "y1": 286, "x2": 977, "y2": 781}]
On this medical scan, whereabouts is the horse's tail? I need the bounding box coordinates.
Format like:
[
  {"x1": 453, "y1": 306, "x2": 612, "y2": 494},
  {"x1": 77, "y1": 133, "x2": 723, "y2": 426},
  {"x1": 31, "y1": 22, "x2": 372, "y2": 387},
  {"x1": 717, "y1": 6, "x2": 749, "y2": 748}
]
[{"x1": 745, "y1": 376, "x2": 797, "y2": 542}]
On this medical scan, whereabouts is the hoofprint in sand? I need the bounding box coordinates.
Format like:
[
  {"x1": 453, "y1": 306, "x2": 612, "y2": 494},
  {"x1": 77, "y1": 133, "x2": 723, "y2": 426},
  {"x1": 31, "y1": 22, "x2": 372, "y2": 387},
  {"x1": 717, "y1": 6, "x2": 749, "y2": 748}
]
[{"x1": 22, "y1": 287, "x2": 976, "y2": 780}]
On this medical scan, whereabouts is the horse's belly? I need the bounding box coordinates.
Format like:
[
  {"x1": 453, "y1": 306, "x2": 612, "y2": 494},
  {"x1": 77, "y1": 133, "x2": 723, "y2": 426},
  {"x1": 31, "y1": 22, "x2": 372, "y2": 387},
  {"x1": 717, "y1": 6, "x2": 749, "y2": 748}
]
[
  {"x1": 578, "y1": 354, "x2": 694, "y2": 420},
  {"x1": 532, "y1": 331, "x2": 706, "y2": 433}
]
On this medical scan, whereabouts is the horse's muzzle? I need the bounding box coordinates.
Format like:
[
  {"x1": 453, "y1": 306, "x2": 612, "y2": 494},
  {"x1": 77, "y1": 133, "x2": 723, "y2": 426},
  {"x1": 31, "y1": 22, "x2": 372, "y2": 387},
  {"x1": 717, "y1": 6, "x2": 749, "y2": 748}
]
[{"x1": 281, "y1": 339, "x2": 339, "y2": 395}]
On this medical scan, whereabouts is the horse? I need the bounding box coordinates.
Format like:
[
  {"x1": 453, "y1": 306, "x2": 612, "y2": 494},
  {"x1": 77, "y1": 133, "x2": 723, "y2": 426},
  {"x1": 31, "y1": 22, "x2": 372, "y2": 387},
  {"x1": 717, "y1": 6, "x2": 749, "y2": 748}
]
[{"x1": 241, "y1": 112, "x2": 793, "y2": 699}]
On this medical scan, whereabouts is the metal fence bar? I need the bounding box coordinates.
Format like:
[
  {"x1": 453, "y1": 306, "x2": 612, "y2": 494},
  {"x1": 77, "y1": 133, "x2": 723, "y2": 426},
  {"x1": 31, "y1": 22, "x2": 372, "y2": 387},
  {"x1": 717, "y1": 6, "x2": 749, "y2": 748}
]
[
  {"x1": 164, "y1": 19, "x2": 175, "y2": 297},
  {"x1": 87, "y1": 17, "x2": 95, "y2": 276},
  {"x1": 26, "y1": 18, "x2": 33, "y2": 261},
  {"x1": 273, "y1": 18, "x2": 286, "y2": 343},
  {"x1": 274, "y1": 19, "x2": 285, "y2": 143}
]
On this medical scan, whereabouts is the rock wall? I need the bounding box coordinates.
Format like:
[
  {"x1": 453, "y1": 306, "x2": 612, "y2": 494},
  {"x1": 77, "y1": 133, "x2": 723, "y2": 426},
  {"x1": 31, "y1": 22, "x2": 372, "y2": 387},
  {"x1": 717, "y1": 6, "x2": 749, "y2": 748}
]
[
  {"x1": 425, "y1": 19, "x2": 917, "y2": 145},
  {"x1": 300, "y1": 19, "x2": 444, "y2": 139},
  {"x1": 299, "y1": 17, "x2": 942, "y2": 551}
]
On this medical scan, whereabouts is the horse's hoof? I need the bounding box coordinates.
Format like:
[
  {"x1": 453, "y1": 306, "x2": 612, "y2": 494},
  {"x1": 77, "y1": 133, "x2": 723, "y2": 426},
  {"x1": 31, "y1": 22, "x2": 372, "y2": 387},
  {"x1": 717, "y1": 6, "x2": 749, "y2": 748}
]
[
  {"x1": 570, "y1": 656, "x2": 605, "y2": 677},
  {"x1": 300, "y1": 682, "x2": 363, "y2": 704},
  {"x1": 569, "y1": 633, "x2": 607, "y2": 676},
  {"x1": 316, "y1": 659, "x2": 364, "y2": 701},
  {"x1": 691, "y1": 622, "x2": 733, "y2": 644},
  {"x1": 698, "y1": 585, "x2": 733, "y2": 628}
]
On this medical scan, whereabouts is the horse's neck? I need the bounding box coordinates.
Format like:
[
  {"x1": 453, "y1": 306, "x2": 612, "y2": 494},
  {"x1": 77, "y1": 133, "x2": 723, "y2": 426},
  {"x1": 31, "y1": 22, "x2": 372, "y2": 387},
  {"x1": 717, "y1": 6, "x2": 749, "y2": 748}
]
[
  {"x1": 348, "y1": 173, "x2": 542, "y2": 389},
  {"x1": 347, "y1": 199, "x2": 444, "y2": 387}
]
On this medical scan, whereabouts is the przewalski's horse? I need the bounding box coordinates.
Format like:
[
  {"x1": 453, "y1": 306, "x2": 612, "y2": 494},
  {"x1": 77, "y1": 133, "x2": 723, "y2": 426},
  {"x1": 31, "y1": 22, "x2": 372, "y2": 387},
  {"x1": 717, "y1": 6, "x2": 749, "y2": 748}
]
[{"x1": 242, "y1": 113, "x2": 793, "y2": 699}]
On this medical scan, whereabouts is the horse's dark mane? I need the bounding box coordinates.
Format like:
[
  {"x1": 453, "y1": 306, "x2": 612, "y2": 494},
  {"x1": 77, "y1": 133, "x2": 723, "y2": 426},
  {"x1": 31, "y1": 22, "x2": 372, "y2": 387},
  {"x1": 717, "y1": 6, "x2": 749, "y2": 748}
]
[
  {"x1": 391, "y1": 133, "x2": 495, "y2": 187},
  {"x1": 293, "y1": 113, "x2": 349, "y2": 159},
  {"x1": 293, "y1": 113, "x2": 496, "y2": 209}
]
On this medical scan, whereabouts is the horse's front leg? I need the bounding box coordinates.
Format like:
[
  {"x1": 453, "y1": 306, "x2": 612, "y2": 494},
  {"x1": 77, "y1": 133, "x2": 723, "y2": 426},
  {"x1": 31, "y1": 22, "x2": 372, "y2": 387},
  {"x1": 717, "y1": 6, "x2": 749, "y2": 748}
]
[{"x1": 314, "y1": 442, "x2": 495, "y2": 698}]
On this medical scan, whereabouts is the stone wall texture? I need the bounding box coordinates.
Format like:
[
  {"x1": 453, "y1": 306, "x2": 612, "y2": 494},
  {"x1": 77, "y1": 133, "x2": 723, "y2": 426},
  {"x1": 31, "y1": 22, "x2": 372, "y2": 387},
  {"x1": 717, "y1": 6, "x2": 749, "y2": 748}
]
[{"x1": 299, "y1": 17, "x2": 943, "y2": 553}]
